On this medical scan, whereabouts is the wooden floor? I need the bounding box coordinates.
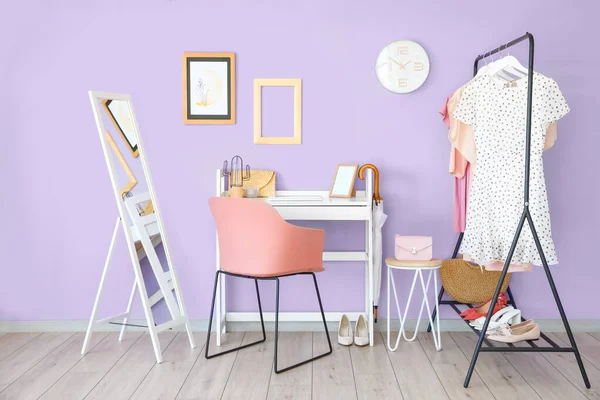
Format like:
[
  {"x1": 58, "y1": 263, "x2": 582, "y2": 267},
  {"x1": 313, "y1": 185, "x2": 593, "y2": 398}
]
[{"x1": 0, "y1": 330, "x2": 599, "y2": 399}]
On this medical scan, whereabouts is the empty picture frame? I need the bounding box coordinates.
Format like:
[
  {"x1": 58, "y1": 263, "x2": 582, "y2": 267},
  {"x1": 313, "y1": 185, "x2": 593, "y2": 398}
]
[
  {"x1": 102, "y1": 99, "x2": 139, "y2": 158},
  {"x1": 183, "y1": 52, "x2": 236, "y2": 124},
  {"x1": 330, "y1": 164, "x2": 359, "y2": 198},
  {"x1": 254, "y1": 78, "x2": 302, "y2": 145}
]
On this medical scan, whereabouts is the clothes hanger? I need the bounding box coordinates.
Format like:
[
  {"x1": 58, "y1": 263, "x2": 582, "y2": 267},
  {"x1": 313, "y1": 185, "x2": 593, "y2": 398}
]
[
  {"x1": 485, "y1": 50, "x2": 512, "y2": 81},
  {"x1": 474, "y1": 52, "x2": 506, "y2": 79},
  {"x1": 474, "y1": 53, "x2": 490, "y2": 78},
  {"x1": 487, "y1": 42, "x2": 528, "y2": 78},
  {"x1": 494, "y1": 44, "x2": 522, "y2": 81}
]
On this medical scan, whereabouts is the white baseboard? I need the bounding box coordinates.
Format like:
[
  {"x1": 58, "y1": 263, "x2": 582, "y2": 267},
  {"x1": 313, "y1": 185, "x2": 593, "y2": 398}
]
[
  {"x1": 225, "y1": 312, "x2": 364, "y2": 323},
  {"x1": 1, "y1": 319, "x2": 600, "y2": 333}
]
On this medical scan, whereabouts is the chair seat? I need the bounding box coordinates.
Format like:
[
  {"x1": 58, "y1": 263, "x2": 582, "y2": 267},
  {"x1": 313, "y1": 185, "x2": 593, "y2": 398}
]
[
  {"x1": 385, "y1": 257, "x2": 443, "y2": 269},
  {"x1": 222, "y1": 265, "x2": 325, "y2": 278}
]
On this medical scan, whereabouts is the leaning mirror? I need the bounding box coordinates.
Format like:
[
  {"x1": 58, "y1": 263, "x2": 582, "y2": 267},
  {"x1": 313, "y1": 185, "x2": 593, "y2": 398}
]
[{"x1": 83, "y1": 92, "x2": 196, "y2": 364}]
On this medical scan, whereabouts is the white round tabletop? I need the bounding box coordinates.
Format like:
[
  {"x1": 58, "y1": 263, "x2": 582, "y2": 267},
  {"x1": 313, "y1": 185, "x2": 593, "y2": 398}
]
[{"x1": 385, "y1": 257, "x2": 443, "y2": 270}]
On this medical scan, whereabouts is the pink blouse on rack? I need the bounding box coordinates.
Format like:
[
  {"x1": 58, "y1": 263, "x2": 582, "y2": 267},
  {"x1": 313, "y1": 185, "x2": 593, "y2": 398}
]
[
  {"x1": 440, "y1": 86, "x2": 558, "y2": 273},
  {"x1": 440, "y1": 87, "x2": 475, "y2": 233}
]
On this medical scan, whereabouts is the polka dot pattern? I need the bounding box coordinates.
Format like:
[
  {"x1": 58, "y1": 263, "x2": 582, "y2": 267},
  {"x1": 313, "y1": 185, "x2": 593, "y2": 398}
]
[{"x1": 453, "y1": 73, "x2": 570, "y2": 266}]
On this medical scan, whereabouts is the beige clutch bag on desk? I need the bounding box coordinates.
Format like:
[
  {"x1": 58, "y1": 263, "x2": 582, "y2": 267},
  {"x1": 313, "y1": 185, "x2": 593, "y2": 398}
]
[{"x1": 228, "y1": 170, "x2": 276, "y2": 198}]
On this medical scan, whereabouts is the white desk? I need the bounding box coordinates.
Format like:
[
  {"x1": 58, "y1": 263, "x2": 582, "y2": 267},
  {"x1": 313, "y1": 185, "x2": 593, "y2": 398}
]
[{"x1": 214, "y1": 169, "x2": 376, "y2": 346}]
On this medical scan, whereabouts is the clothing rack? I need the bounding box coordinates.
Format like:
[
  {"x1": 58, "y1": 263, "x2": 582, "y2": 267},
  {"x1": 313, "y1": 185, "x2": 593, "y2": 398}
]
[{"x1": 427, "y1": 32, "x2": 591, "y2": 389}]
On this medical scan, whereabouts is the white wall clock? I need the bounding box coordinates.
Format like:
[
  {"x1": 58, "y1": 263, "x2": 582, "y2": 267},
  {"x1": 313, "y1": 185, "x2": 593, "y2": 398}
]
[{"x1": 376, "y1": 40, "x2": 430, "y2": 93}]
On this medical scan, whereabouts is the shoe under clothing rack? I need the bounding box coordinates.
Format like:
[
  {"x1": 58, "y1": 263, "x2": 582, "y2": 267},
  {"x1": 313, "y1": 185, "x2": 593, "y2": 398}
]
[{"x1": 427, "y1": 32, "x2": 591, "y2": 389}]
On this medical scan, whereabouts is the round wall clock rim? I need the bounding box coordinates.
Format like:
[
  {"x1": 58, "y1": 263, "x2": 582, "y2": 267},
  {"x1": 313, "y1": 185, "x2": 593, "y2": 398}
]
[{"x1": 375, "y1": 39, "x2": 430, "y2": 94}]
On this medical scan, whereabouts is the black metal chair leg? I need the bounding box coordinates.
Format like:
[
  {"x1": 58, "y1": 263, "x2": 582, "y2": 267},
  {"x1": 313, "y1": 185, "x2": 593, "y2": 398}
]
[
  {"x1": 205, "y1": 272, "x2": 266, "y2": 359},
  {"x1": 255, "y1": 279, "x2": 267, "y2": 342},
  {"x1": 204, "y1": 270, "x2": 220, "y2": 359},
  {"x1": 313, "y1": 272, "x2": 333, "y2": 355},
  {"x1": 274, "y1": 278, "x2": 281, "y2": 372},
  {"x1": 273, "y1": 273, "x2": 332, "y2": 374}
]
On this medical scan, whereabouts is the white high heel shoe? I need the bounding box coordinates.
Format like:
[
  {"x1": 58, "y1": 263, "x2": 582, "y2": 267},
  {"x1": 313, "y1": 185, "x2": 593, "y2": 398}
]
[
  {"x1": 470, "y1": 306, "x2": 522, "y2": 331},
  {"x1": 354, "y1": 314, "x2": 369, "y2": 347},
  {"x1": 338, "y1": 314, "x2": 353, "y2": 346}
]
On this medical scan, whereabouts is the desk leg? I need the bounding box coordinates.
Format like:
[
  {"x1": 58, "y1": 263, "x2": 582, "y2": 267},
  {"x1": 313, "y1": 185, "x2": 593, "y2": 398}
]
[
  {"x1": 364, "y1": 221, "x2": 370, "y2": 330},
  {"x1": 368, "y1": 217, "x2": 374, "y2": 347},
  {"x1": 216, "y1": 233, "x2": 222, "y2": 347}
]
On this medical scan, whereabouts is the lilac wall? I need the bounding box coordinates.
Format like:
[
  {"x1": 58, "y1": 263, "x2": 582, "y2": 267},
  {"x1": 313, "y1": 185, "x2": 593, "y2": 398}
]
[{"x1": 1, "y1": 0, "x2": 599, "y2": 322}]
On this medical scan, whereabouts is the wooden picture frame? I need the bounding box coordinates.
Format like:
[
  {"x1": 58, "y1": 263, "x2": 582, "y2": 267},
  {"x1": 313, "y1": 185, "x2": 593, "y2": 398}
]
[
  {"x1": 329, "y1": 164, "x2": 359, "y2": 198},
  {"x1": 105, "y1": 130, "x2": 138, "y2": 197},
  {"x1": 102, "y1": 99, "x2": 139, "y2": 158},
  {"x1": 254, "y1": 78, "x2": 302, "y2": 145},
  {"x1": 183, "y1": 52, "x2": 236, "y2": 124}
]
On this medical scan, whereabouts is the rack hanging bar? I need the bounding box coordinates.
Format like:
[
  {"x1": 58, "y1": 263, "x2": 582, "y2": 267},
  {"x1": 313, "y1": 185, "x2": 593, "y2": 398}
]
[
  {"x1": 462, "y1": 32, "x2": 591, "y2": 390},
  {"x1": 473, "y1": 33, "x2": 530, "y2": 66}
]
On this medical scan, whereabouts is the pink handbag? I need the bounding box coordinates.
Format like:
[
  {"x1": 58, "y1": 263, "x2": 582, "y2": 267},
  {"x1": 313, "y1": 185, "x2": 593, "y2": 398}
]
[{"x1": 395, "y1": 235, "x2": 433, "y2": 261}]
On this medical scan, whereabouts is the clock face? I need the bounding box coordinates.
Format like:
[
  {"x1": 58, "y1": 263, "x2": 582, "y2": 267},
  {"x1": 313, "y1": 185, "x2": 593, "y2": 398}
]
[{"x1": 376, "y1": 40, "x2": 430, "y2": 93}]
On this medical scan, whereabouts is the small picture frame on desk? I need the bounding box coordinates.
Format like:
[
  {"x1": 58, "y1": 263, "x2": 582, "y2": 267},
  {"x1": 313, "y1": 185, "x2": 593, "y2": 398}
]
[{"x1": 329, "y1": 164, "x2": 359, "y2": 198}]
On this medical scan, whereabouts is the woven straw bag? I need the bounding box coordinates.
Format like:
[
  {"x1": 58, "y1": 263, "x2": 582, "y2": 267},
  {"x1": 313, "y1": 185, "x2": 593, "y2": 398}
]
[
  {"x1": 440, "y1": 258, "x2": 511, "y2": 304},
  {"x1": 228, "y1": 170, "x2": 276, "y2": 198}
]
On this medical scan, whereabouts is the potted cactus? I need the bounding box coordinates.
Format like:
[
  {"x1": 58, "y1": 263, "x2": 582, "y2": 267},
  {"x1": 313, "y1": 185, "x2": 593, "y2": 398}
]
[{"x1": 223, "y1": 155, "x2": 250, "y2": 198}]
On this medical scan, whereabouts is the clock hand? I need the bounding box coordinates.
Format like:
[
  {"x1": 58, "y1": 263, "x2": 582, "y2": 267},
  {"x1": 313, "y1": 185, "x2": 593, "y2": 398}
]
[
  {"x1": 388, "y1": 57, "x2": 404, "y2": 67},
  {"x1": 388, "y1": 58, "x2": 412, "y2": 69}
]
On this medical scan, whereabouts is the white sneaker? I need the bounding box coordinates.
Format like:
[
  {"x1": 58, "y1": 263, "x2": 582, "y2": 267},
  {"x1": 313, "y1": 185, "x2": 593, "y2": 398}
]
[
  {"x1": 469, "y1": 306, "x2": 522, "y2": 331},
  {"x1": 354, "y1": 314, "x2": 369, "y2": 346},
  {"x1": 338, "y1": 314, "x2": 353, "y2": 346}
]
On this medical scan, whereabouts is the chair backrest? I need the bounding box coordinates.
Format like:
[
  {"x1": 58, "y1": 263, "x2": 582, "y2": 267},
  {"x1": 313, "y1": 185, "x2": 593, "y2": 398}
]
[{"x1": 208, "y1": 197, "x2": 288, "y2": 276}]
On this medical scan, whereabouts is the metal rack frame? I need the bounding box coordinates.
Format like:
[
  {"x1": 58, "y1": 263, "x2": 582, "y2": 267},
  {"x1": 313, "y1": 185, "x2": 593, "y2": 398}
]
[{"x1": 428, "y1": 32, "x2": 591, "y2": 389}]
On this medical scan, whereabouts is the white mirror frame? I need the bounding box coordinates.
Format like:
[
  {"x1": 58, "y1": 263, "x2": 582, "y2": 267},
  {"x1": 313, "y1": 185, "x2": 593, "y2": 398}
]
[
  {"x1": 83, "y1": 91, "x2": 195, "y2": 363},
  {"x1": 329, "y1": 164, "x2": 359, "y2": 198}
]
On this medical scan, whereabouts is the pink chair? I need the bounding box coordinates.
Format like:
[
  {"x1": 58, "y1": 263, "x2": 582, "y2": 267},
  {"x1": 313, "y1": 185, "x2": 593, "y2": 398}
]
[{"x1": 206, "y1": 197, "x2": 332, "y2": 373}]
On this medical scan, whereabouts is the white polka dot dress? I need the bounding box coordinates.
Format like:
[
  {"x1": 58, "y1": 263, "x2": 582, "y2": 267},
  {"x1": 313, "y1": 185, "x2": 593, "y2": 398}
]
[{"x1": 453, "y1": 73, "x2": 569, "y2": 267}]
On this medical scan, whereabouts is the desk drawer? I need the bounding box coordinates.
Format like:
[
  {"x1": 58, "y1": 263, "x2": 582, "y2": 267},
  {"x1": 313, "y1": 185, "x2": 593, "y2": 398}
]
[{"x1": 274, "y1": 206, "x2": 370, "y2": 221}]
